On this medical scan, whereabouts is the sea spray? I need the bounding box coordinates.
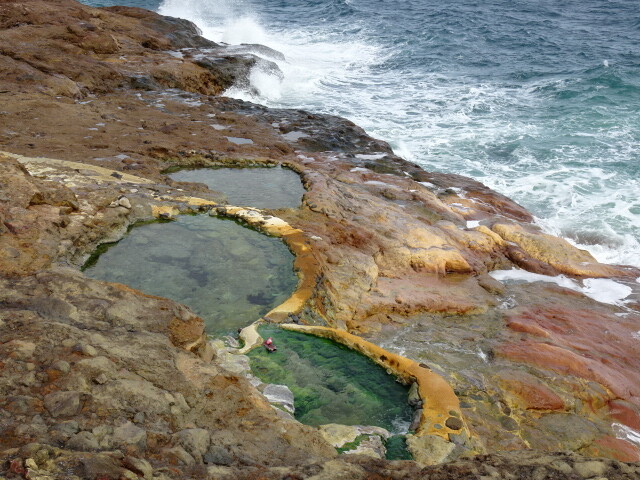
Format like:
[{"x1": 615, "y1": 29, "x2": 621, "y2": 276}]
[{"x1": 87, "y1": 0, "x2": 640, "y2": 267}]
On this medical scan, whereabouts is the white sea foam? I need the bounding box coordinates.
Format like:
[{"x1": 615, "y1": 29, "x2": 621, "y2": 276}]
[
  {"x1": 489, "y1": 269, "x2": 632, "y2": 306},
  {"x1": 612, "y1": 423, "x2": 640, "y2": 447},
  {"x1": 157, "y1": 0, "x2": 639, "y2": 268}
]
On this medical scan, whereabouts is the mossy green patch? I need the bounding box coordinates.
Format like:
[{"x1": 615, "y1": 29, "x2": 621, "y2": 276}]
[
  {"x1": 385, "y1": 435, "x2": 413, "y2": 460},
  {"x1": 336, "y1": 434, "x2": 369, "y2": 454},
  {"x1": 248, "y1": 325, "x2": 413, "y2": 431}
]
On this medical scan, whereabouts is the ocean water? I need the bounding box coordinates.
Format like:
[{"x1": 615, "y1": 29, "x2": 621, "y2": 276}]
[{"x1": 84, "y1": 0, "x2": 640, "y2": 267}]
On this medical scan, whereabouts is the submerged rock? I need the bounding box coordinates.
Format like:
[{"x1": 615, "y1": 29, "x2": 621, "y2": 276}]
[
  {"x1": 262, "y1": 384, "x2": 295, "y2": 414},
  {"x1": 0, "y1": 0, "x2": 639, "y2": 477}
]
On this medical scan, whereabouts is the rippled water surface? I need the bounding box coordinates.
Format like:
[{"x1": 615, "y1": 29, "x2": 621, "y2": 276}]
[
  {"x1": 83, "y1": 0, "x2": 639, "y2": 266},
  {"x1": 83, "y1": 215, "x2": 298, "y2": 337},
  {"x1": 249, "y1": 325, "x2": 413, "y2": 432},
  {"x1": 169, "y1": 166, "x2": 305, "y2": 209}
]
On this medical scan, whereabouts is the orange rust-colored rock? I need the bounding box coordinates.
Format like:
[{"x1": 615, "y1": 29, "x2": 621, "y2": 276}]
[
  {"x1": 584, "y1": 435, "x2": 640, "y2": 463},
  {"x1": 498, "y1": 342, "x2": 638, "y2": 404},
  {"x1": 352, "y1": 273, "x2": 495, "y2": 327},
  {"x1": 499, "y1": 302, "x2": 640, "y2": 407},
  {"x1": 608, "y1": 400, "x2": 640, "y2": 431},
  {"x1": 495, "y1": 371, "x2": 565, "y2": 411},
  {"x1": 280, "y1": 324, "x2": 467, "y2": 441}
]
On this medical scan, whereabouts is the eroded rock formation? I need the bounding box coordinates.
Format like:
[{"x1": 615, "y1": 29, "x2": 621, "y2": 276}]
[{"x1": 0, "y1": 0, "x2": 639, "y2": 478}]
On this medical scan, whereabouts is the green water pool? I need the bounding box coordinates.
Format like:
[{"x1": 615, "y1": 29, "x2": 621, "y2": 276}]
[
  {"x1": 169, "y1": 166, "x2": 305, "y2": 209},
  {"x1": 82, "y1": 215, "x2": 298, "y2": 337},
  {"x1": 248, "y1": 325, "x2": 413, "y2": 432}
]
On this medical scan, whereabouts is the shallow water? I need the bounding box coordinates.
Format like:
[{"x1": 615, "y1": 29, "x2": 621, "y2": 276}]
[
  {"x1": 248, "y1": 325, "x2": 413, "y2": 432},
  {"x1": 82, "y1": 0, "x2": 639, "y2": 267},
  {"x1": 169, "y1": 166, "x2": 305, "y2": 209},
  {"x1": 83, "y1": 215, "x2": 298, "y2": 337}
]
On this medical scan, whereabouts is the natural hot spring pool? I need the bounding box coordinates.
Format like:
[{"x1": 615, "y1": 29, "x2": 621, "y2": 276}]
[
  {"x1": 82, "y1": 215, "x2": 298, "y2": 337},
  {"x1": 248, "y1": 325, "x2": 413, "y2": 432},
  {"x1": 168, "y1": 166, "x2": 305, "y2": 209}
]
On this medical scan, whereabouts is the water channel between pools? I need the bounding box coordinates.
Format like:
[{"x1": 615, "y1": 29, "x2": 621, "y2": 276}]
[
  {"x1": 249, "y1": 325, "x2": 413, "y2": 433},
  {"x1": 82, "y1": 215, "x2": 298, "y2": 337},
  {"x1": 169, "y1": 166, "x2": 305, "y2": 209}
]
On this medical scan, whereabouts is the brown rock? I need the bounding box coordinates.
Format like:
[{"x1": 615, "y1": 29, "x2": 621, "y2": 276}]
[
  {"x1": 492, "y1": 223, "x2": 632, "y2": 277},
  {"x1": 496, "y1": 371, "x2": 565, "y2": 411},
  {"x1": 608, "y1": 399, "x2": 640, "y2": 431},
  {"x1": 43, "y1": 391, "x2": 83, "y2": 418}
]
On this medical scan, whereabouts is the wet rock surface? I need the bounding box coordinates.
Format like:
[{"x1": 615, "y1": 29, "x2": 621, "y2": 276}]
[{"x1": 0, "y1": 0, "x2": 639, "y2": 478}]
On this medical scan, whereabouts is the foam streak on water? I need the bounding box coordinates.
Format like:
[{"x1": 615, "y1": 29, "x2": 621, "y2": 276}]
[
  {"x1": 137, "y1": 0, "x2": 640, "y2": 266},
  {"x1": 489, "y1": 269, "x2": 633, "y2": 306}
]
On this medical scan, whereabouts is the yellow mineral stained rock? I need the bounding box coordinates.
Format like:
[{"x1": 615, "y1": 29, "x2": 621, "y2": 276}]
[
  {"x1": 152, "y1": 205, "x2": 179, "y2": 218},
  {"x1": 280, "y1": 324, "x2": 468, "y2": 442},
  {"x1": 492, "y1": 223, "x2": 622, "y2": 277},
  {"x1": 215, "y1": 206, "x2": 319, "y2": 322}
]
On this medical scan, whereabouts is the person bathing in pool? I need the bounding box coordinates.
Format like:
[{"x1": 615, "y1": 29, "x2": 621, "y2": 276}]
[{"x1": 263, "y1": 337, "x2": 277, "y2": 352}]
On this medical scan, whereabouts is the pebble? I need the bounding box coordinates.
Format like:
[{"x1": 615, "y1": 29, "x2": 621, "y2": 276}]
[
  {"x1": 73, "y1": 343, "x2": 97, "y2": 357},
  {"x1": 112, "y1": 421, "x2": 147, "y2": 449},
  {"x1": 66, "y1": 431, "x2": 100, "y2": 451},
  {"x1": 51, "y1": 360, "x2": 70, "y2": 373},
  {"x1": 173, "y1": 428, "x2": 210, "y2": 460},
  {"x1": 445, "y1": 416, "x2": 463, "y2": 430},
  {"x1": 44, "y1": 391, "x2": 82, "y2": 417},
  {"x1": 52, "y1": 420, "x2": 80, "y2": 437},
  {"x1": 203, "y1": 446, "x2": 233, "y2": 466}
]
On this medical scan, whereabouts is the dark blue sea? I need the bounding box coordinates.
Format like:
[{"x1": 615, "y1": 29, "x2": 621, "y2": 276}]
[{"x1": 83, "y1": 0, "x2": 640, "y2": 266}]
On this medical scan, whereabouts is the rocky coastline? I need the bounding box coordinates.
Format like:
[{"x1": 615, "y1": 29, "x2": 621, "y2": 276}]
[{"x1": 1, "y1": 0, "x2": 639, "y2": 478}]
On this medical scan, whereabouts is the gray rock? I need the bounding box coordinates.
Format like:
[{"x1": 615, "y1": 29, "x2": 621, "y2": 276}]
[
  {"x1": 112, "y1": 421, "x2": 147, "y2": 450},
  {"x1": 549, "y1": 460, "x2": 573, "y2": 475},
  {"x1": 163, "y1": 446, "x2": 195, "y2": 466},
  {"x1": 445, "y1": 416, "x2": 463, "y2": 431},
  {"x1": 67, "y1": 431, "x2": 100, "y2": 451},
  {"x1": 19, "y1": 371, "x2": 37, "y2": 387},
  {"x1": 73, "y1": 343, "x2": 97, "y2": 356},
  {"x1": 263, "y1": 384, "x2": 295, "y2": 414},
  {"x1": 406, "y1": 434, "x2": 455, "y2": 466},
  {"x1": 43, "y1": 391, "x2": 82, "y2": 417},
  {"x1": 408, "y1": 382, "x2": 421, "y2": 406},
  {"x1": 118, "y1": 197, "x2": 132, "y2": 209},
  {"x1": 51, "y1": 360, "x2": 70, "y2": 374},
  {"x1": 51, "y1": 420, "x2": 80, "y2": 437},
  {"x1": 351, "y1": 435, "x2": 387, "y2": 459},
  {"x1": 409, "y1": 408, "x2": 423, "y2": 432},
  {"x1": 574, "y1": 461, "x2": 608, "y2": 478},
  {"x1": 173, "y1": 428, "x2": 210, "y2": 461},
  {"x1": 82, "y1": 454, "x2": 128, "y2": 479},
  {"x1": 203, "y1": 445, "x2": 233, "y2": 466},
  {"x1": 122, "y1": 456, "x2": 153, "y2": 479}
]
